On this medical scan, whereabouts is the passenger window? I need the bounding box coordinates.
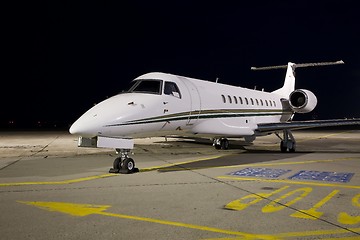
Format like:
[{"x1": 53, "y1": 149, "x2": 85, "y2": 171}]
[
  {"x1": 260, "y1": 99, "x2": 263, "y2": 106},
  {"x1": 273, "y1": 101, "x2": 276, "y2": 107},
  {"x1": 255, "y1": 99, "x2": 259, "y2": 106},
  {"x1": 164, "y1": 82, "x2": 181, "y2": 98},
  {"x1": 222, "y1": 95, "x2": 226, "y2": 103},
  {"x1": 265, "y1": 100, "x2": 268, "y2": 106},
  {"x1": 239, "y1": 97, "x2": 243, "y2": 105},
  {"x1": 234, "y1": 96, "x2": 238, "y2": 104},
  {"x1": 250, "y1": 98, "x2": 254, "y2": 105},
  {"x1": 269, "y1": 100, "x2": 273, "y2": 107},
  {"x1": 228, "y1": 95, "x2": 232, "y2": 103},
  {"x1": 245, "y1": 97, "x2": 249, "y2": 105}
]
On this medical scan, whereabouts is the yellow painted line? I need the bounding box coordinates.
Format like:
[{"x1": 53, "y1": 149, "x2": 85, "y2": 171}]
[
  {"x1": 205, "y1": 227, "x2": 360, "y2": 239},
  {"x1": 218, "y1": 176, "x2": 360, "y2": 189},
  {"x1": 203, "y1": 238, "x2": 243, "y2": 240},
  {"x1": 0, "y1": 174, "x2": 115, "y2": 187},
  {"x1": 233, "y1": 160, "x2": 335, "y2": 167},
  {"x1": 291, "y1": 189, "x2": 339, "y2": 219},
  {"x1": 140, "y1": 155, "x2": 226, "y2": 172},
  {"x1": 322, "y1": 237, "x2": 360, "y2": 240},
  {"x1": 18, "y1": 201, "x2": 276, "y2": 240},
  {"x1": 272, "y1": 227, "x2": 360, "y2": 238},
  {"x1": 338, "y1": 194, "x2": 360, "y2": 225},
  {"x1": 205, "y1": 237, "x2": 360, "y2": 240},
  {"x1": 0, "y1": 156, "x2": 226, "y2": 187}
]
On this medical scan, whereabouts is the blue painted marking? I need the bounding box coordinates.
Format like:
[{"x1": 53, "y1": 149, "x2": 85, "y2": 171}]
[
  {"x1": 289, "y1": 171, "x2": 354, "y2": 183},
  {"x1": 228, "y1": 168, "x2": 291, "y2": 178}
]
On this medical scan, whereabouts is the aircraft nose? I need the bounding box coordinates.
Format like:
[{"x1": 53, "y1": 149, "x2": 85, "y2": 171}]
[
  {"x1": 69, "y1": 118, "x2": 99, "y2": 137},
  {"x1": 69, "y1": 122, "x2": 79, "y2": 135}
]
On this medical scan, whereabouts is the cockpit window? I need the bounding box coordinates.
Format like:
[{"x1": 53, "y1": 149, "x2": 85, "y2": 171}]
[
  {"x1": 164, "y1": 82, "x2": 181, "y2": 98},
  {"x1": 127, "y1": 80, "x2": 162, "y2": 95}
]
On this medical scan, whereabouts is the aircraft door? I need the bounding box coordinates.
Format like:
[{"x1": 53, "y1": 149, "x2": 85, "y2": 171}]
[{"x1": 178, "y1": 77, "x2": 201, "y2": 125}]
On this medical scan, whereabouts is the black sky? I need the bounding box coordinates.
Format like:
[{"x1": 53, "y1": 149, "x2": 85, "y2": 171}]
[{"x1": 3, "y1": 0, "x2": 360, "y2": 129}]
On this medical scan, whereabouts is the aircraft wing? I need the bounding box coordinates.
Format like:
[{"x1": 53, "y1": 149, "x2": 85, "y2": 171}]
[{"x1": 256, "y1": 118, "x2": 360, "y2": 133}]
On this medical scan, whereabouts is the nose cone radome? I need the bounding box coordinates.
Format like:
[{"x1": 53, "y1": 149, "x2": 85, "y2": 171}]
[
  {"x1": 69, "y1": 95, "x2": 126, "y2": 137},
  {"x1": 69, "y1": 118, "x2": 99, "y2": 137}
]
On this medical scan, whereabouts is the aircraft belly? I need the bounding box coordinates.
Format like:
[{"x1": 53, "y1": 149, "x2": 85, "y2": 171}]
[{"x1": 190, "y1": 118, "x2": 255, "y2": 137}]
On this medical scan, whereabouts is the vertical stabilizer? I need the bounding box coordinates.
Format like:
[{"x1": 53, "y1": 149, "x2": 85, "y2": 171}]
[{"x1": 272, "y1": 62, "x2": 296, "y2": 98}]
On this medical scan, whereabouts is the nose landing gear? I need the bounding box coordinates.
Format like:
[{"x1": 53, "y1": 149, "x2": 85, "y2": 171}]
[
  {"x1": 109, "y1": 149, "x2": 139, "y2": 174},
  {"x1": 213, "y1": 138, "x2": 229, "y2": 150}
]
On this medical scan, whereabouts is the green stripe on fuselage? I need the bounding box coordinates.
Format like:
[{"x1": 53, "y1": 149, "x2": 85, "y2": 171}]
[{"x1": 105, "y1": 109, "x2": 292, "y2": 127}]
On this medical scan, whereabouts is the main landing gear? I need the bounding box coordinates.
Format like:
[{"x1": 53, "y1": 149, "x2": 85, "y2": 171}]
[
  {"x1": 213, "y1": 138, "x2": 229, "y2": 150},
  {"x1": 276, "y1": 129, "x2": 296, "y2": 153},
  {"x1": 109, "y1": 149, "x2": 139, "y2": 174}
]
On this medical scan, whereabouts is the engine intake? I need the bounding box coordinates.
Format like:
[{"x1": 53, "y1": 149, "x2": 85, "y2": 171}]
[{"x1": 289, "y1": 89, "x2": 317, "y2": 113}]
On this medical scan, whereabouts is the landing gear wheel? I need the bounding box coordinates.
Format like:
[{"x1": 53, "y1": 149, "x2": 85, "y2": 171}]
[
  {"x1": 213, "y1": 138, "x2": 229, "y2": 150},
  {"x1": 113, "y1": 157, "x2": 121, "y2": 169},
  {"x1": 109, "y1": 148, "x2": 139, "y2": 174},
  {"x1": 123, "y1": 158, "x2": 135, "y2": 172},
  {"x1": 280, "y1": 141, "x2": 287, "y2": 153},
  {"x1": 220, "y1": 138, "x2": 229, "y2": 150},
  {"x1": 289, "y1": 143, "x2": 296, "y2": 153},
  {"x1": 278, "y1": 130, "x2": 296, "y2": 153}
]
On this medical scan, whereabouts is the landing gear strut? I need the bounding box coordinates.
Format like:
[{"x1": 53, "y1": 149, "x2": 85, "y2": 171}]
[
  {"x1": 276, "y1": 129, "x2": 296, "y2": 153},
  {"x1": 109, "y1": 149, "x2": 139, "y2": 174},
  {"x1": 213, "y1": 138, "x2": 229, "y2": 150}
]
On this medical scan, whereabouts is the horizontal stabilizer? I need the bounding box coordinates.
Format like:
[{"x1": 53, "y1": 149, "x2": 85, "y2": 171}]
[{"x1": 251, "y1": 60, "x2": 344, "y2": 71}]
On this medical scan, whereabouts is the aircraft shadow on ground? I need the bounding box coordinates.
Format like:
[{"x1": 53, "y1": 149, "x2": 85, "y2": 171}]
[
  {"x1": 155, "y1": 150, "x2": 307, "y2": 173},
  {"x1": 149, "y1": 138, "x2": 360, "y2": 173}
]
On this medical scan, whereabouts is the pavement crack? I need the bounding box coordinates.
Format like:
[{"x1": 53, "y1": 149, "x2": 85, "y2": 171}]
[{"x1": 0, "y1": 136, "x2": 60, "y2": 171}]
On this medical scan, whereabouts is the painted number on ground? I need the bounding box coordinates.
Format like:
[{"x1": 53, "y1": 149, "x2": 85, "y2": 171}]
[{"x1": 225, "y1": 186, "x2": 360, "y2": 225}]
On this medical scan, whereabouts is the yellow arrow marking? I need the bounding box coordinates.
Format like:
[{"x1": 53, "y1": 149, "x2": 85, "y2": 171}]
[
  {"x1": 18, "y1": 201, "x2": 275, "y2": 239},
  {"x1": 18, "y1": 201, "x2": 111, "y2": 216}
]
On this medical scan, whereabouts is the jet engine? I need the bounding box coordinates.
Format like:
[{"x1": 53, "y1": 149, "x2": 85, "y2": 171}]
[{"x1": 289, "y1": 89, "x2": 317, "y2": 113}]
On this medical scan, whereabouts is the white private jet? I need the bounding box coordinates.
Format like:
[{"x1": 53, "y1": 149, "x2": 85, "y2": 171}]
[{"x1": 69, "y1": 60, "x2": 360, "y2": 173}]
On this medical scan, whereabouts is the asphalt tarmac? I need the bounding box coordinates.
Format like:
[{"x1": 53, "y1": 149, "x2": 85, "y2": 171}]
[{"x1": 1, "y1": 130, "x2": 360, "y2": 239}]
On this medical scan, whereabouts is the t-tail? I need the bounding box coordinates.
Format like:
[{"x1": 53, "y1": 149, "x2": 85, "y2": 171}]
[
  {"x1": 251, "y1": 60, "x2": 344, "y2": 115},
  {"x1": 251, "y1": 60, "x2": 345, "y2": 98}
]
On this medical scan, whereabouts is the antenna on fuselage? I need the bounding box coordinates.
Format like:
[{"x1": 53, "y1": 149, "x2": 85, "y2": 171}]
[{"x1": 216, "y1": 77, "x2": 219, "y2": 83}]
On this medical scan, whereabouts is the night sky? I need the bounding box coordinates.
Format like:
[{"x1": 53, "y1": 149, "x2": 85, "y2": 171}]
[{"x1": 3, "y1": 1, "x2": 360, "y2": 129}]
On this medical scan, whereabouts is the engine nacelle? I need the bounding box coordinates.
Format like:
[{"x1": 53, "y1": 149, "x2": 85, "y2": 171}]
[{"x1": 289, "y1": 89, "x2": 317, "y2": 113}]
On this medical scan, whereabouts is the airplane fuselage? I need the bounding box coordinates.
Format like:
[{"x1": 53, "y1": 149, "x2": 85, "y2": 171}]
[{"x1": 70, "y1": 72, "x2": 292, "y2": 140}]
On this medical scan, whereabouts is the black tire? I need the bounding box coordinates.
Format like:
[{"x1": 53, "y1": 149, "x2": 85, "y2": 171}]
[
  {"x1": 280, "y1": 141, "x2": 287, "y2": 153},
  {"x1": 123, "y1": 158, "x2": 135, "y2": 171},
  {"x1": 113, "y1": 157, "x2": 121, "y2": 169},
  {"x1": 220, "y1": 138, "x2": 229, "y2": 150},
  {"x1": 289, "y1": 143, "x2": 296, "y2": 153}
]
